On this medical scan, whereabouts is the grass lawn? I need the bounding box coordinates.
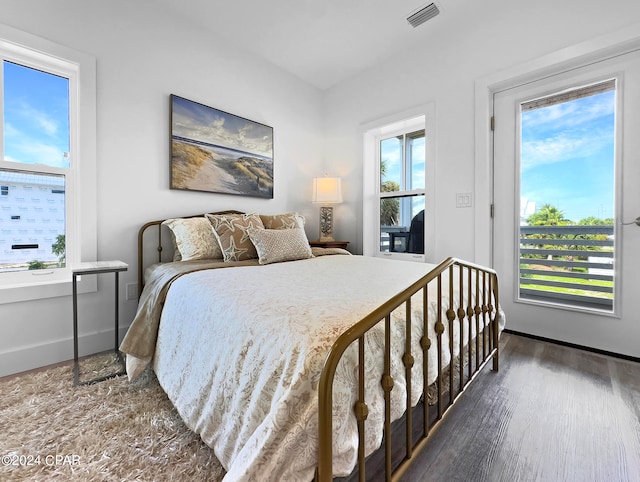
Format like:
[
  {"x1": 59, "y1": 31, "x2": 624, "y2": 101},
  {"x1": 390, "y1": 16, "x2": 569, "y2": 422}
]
[{"x1": 520, "y1": 270, "x2": 614, "y2": 299}]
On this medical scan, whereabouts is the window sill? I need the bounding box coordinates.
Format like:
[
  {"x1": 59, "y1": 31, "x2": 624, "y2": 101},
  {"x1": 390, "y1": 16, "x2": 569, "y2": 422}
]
[
  {"x1": 0, "y1": 275, "x2": 96, "y2": 304},
  {"x1": 378, "y1": 252, "x2": 426, "y2": 263}
]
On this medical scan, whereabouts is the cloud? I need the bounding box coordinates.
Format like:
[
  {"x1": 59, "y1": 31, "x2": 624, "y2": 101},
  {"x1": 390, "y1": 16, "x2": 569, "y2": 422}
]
[
  {"x1": 520, "y1": 92, "x2": 614, "y2": 171},
  {"x1": 3, "y1": 96, "x2": 69, "y2": 167},
  {"x1": 521, "y1": 134, "x2": 584, "y2": 169},
  {"x1": 7, "y1": 100, "x2": 60, "y2": 138},
  {"x1": 380, "y1": 139, "x2": 401, "y2": 182},
  {"x1": 172, "y1": 99, "x2": 272, "y2": 158},
  {"x1": 522, "y1": 91, "x2": 614, "y2": 131},
  {"x1": 4, "y1": 121, "x2": 68, "y2": 168},
  {"x1": 15, "y1": 142, "x2": 67, "y2": 168},
  {"x1": 521, "y1": 127, "x2": 612, "y2": 171},
  {"x1": 519, "y1": 92, "x2": 616, "y2": 221},
  {"x1": 31, "y1": 109, "x2": 58, "y2": 137},
  {"x1": 3, "y1": 122, "x2": 20, "y2": 138}
]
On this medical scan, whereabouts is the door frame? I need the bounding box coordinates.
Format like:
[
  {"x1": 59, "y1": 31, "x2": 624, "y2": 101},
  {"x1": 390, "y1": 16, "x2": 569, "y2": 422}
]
[
  {"x1": 473, "y1": 23, "x2": 640, "y2": 267},
  {"x1": 493, "y1": 69, "x2": 624, "y2": 317}
]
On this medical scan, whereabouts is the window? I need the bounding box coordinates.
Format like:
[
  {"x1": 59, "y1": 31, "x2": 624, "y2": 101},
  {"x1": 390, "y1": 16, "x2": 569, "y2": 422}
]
[
  {"x1": 0, "y1": 24, "x2": 96, "y2": 302},
  {"x1": 378, "y1": 129, "x2": 425, "y2": 255},
  {"x1": 362, "y1": 104, "x2": 435, "y2": 262},
  {"x1": 518, "y1": 80, "x2": 616, "y2": 311},
  {"x1": 2, "y1": 61, "x2": 70, "y2": 275}
]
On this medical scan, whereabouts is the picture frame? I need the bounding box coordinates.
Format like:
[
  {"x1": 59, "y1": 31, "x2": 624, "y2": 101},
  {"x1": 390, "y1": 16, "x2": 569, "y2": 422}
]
[{"x1": 170, "y1": 94, "x2": 274, "y2": 198}]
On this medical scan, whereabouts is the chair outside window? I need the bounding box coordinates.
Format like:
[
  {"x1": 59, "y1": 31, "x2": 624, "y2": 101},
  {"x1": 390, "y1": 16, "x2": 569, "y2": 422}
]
[{"x1": 389, "y1": 210, "x2": 424, "y2": 254}]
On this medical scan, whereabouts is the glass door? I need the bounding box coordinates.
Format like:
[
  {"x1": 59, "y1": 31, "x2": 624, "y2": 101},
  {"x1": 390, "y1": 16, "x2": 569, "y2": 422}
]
[
  {"x1": 517, "y1": 80, "x2": 616, "y2": 311},
  {"x1": 492, "y1": 49, "x2": 640, "y2": 356}
]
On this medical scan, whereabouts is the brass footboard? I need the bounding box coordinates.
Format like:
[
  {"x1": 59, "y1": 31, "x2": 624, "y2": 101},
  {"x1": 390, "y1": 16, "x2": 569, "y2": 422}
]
[{"x1": 317, "y1": 257, "x2": 500, "y2": 481}]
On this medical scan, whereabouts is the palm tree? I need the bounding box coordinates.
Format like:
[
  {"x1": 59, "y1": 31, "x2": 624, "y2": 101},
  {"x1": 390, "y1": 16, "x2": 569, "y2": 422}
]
[
  {"x1": 380, "y1": 160, "x2": 400, "y2": 226},
  {"x1": 523, "y1": 204, "x2": 570, "y2": 261},
  {"x1": 578, "y1": 216, "x2": 614, "y2": 226},
  {"x1": 52, "y1": 234, "x2": 66, "y2": 267},
  {"x1": 526, "y1": 204, "x2": 571, "y2": 226}
]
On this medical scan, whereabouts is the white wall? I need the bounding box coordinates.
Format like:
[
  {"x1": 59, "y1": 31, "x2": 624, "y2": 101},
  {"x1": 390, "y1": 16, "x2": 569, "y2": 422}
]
[
  {"x1": 3, "y1": 0, "x2": 640, "y2": 376},
  {"x1": 322, "y1": 0, "x2": 640, "y2": 358},
  {"x1": 324, "y1": 0, "x2": 640, "y2": 260},
  {"x1": 0, "y1": 0, "x2": 324, "y2": 376}
]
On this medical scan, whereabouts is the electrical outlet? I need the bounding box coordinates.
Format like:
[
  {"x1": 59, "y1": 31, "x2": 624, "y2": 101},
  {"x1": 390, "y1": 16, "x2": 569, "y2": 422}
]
[{"x1": 126, "y1": 283, "x2": 138, "y2": 301}]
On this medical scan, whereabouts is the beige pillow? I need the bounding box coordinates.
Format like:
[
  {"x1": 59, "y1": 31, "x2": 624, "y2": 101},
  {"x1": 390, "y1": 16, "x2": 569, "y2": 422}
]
[
  {"x1": 247, "y1": 227, "x2": 313, "y2": 265},
  {"x1": 162, "y1": 217, "x2": 222, "y2": 261},
  {"x1": 206, "y1": 213, "x2": 264, "y2": 262},
  {"x1": 259, "y1": 212, "x2": 305, "y2": 230}
]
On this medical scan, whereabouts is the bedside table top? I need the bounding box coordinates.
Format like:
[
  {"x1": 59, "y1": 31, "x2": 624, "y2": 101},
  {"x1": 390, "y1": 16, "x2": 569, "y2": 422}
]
[
  {"x1": 309, "y1": 240, "x2": 349, "y2": 249},
  {"x1": 72, "y1": 260, "x2": 128, "y2": 274}
]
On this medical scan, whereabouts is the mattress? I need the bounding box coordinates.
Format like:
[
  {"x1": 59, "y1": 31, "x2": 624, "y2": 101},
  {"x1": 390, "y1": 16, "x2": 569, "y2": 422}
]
[{"x1": 121, "y1": 253, "x2": 504, "y2": 481}]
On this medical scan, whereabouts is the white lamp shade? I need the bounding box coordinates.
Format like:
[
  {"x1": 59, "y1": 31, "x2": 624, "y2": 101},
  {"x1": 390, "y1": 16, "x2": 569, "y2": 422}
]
[{"x1": 312, "y1": 177, "x2": 342, "y2": 204}]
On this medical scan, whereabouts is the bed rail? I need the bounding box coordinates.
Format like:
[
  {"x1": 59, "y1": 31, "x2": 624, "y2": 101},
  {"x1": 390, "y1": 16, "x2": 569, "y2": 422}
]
[{"x1": 317, "y1": 257, "x2": 500, "y2": 481}]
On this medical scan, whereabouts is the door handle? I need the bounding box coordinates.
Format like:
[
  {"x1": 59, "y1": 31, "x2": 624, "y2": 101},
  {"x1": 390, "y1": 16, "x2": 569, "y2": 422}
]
[{"x1": 621, "y1": 216, "x2": 640, "y2": 226}]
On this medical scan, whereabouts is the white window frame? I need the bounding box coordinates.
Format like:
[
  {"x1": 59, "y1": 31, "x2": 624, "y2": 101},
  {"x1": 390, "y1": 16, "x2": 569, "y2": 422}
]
[
  {"x1": 376, "y1": 127, "x2": 425, "y2": 258},
  {"x1": 0, "y1": 24, "x2": 96, "y2": 303},
  {"x1": 361, "y1": 103, "x2": 436, "y2": 263}
]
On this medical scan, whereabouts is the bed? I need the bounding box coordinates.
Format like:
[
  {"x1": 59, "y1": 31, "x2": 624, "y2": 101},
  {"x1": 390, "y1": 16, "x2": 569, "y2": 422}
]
[{"x1": 120, "y1": 211, "x2": 504, "y2": 481}]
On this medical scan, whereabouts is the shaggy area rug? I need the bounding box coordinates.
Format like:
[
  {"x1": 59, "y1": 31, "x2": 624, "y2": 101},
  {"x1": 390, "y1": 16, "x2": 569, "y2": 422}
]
[{"x1": 0, "y1": 353, "x2": 226, "y2": 481}]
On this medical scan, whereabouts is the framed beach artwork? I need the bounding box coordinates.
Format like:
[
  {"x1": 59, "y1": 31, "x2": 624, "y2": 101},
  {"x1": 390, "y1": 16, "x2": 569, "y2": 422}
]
[{"x1": 170, "y1": 95, "x2": 274, "y2": 198}]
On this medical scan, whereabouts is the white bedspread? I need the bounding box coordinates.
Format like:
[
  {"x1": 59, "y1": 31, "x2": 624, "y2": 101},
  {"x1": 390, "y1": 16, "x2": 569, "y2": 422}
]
[{"x1": 137, "y1": 254, "x2": 504, "y2": 481}]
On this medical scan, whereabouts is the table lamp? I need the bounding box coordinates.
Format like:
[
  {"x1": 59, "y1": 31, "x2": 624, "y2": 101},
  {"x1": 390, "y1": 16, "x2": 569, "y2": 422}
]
[{"x1": 312, "y1": 177, "x2": 342, "y2": 241}]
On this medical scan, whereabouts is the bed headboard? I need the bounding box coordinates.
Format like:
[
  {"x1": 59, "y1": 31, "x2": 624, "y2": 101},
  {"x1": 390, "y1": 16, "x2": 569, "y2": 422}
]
[{"x1": 137, "y1": 210, "x2": 243, "y2": 293}]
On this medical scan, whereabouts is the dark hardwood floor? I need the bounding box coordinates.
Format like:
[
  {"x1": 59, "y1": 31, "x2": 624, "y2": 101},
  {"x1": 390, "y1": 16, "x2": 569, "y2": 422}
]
[
  {"x1": 4, "y1": 335, "x2": 638, "y2": 481},
  {"x1": 399, "y1": 333, "x2": 640, "y2": 482}
]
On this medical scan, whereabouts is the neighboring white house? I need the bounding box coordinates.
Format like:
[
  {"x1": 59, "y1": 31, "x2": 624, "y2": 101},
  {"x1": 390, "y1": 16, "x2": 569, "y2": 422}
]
[{"x1": 0, "y1": 170, "x2": 65, "y2": 270}]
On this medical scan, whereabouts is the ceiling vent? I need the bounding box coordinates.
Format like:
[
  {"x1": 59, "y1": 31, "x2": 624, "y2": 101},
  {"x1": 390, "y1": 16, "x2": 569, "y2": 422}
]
[{"x1": 407, "y1": 3, "x2": 440, "y2": 28}]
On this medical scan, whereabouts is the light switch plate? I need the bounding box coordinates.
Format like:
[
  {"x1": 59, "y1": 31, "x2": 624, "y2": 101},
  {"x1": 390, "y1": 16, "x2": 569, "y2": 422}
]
[{"x1": 456, "y1": 192, "x2": 472, "y2": 208}]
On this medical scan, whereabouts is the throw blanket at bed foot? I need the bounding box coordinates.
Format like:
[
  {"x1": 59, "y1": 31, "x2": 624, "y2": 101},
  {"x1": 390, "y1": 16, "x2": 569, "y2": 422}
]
[{"x1": 121, "y1": 254, "x2": 504, "y2": 481}]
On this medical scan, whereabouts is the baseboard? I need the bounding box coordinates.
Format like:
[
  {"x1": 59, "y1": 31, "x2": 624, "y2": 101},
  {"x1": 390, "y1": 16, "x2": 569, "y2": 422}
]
[
  {"x1": 0, "y1": 325, "x2": 130, "y2": 378},
  {"x1": 503, "y1": 329, "x2": 640, "y2": 364}
]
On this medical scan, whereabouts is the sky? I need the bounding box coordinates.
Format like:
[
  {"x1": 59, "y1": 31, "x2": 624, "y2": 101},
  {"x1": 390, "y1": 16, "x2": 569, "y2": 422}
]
[
  {"x1": 520, "y1": 89, "x2": 616, "y2": 223},
  {"x1": 380, "y1": 134, "x2": 425, "y2": 191},
  {"x1": 171, "y1": 95, "x2": 273, "y2": 160},
  {"x1": 379, "y1": 134, "x2": 426, "y2": 224},
  {"x1": 4, "y1": 60, "x2": 615, "y2": 225},
  {"x1": 378, "y1": 90, "x2": 616, "y2": 226},
  {"x1": 3, "y1": 60, "x2": 70, "y2": 169}
]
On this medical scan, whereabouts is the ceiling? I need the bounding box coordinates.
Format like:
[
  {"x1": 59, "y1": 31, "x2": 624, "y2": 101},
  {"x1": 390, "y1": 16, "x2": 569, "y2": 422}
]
[{"x1": 155, "y1": 0, "x2": 451, "y2": 90}]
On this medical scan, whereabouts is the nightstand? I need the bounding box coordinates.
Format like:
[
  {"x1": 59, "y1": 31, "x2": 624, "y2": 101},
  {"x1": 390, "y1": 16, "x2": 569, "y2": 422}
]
[
  {"x1": 309, "y1": 240, "x2": 349, "y2": 250},
  {"x1": 72, "y1": 260, "x2": 128, "y2": 386}
]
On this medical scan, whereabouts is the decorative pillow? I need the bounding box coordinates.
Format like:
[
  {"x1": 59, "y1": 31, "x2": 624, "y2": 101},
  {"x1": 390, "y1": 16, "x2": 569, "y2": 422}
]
[
  {"x1": 247, "y1": 227, "x2": 313, "y2": 265},
  {"x1": 259, "y1": 212, "x2": 305, "y2": 230},
  {"x1": 162, "y1": 217, "x2": 222, "y2": 261},
  {"x1": 206, "y1": 213, "x2": 264, "y2": 262}
]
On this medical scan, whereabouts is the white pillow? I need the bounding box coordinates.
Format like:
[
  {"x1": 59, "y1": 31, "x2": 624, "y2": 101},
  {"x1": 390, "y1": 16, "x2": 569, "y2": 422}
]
[
  {"x1": 247, "y1": 227, "x2": 313, "y2": 265},
  {"x1": 162, "y1": 217, "x2": 222, "y2": 261}
]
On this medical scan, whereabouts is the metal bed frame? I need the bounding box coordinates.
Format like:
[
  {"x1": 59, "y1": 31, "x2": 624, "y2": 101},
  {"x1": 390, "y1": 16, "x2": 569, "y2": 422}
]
[
  {"x1": 136, "y1": 211, "x2": 500, "y2": 481},
  {"x1": 318, "y1": 256, "x2": 499, "y2": 481}
]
